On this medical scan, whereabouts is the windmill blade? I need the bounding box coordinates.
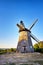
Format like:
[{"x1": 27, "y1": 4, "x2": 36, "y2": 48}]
[
  {"x1": 30, "y1": 33, "x2": 39, "y2": 42},
  {"x1": 17, "y1": 23, "x2": 25, "y2": 30},
  {"x1": 20, "y1": 20, "x2": 25, "y2": 28},
  {"x1": 29, "y1": 19, "x2": 38, "y2": 30}
]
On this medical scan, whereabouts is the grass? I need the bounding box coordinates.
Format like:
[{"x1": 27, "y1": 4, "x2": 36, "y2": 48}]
[
  {"x1": 3, "y1": 63, "x2": 33, "y2": 65},
  {"x1": 20, "y1": 64, "x2": 28, "y2": 65},
  {"x1": 9, "y1": 63, "x2": 16, "y2": 65},
  {"x1": 34, "y1": 61, "x2": 43, "y2": 65},
  {"x1": 20, "y1": 64, "x2": 33, "y2": 65},
  {"x1": 2, "y1": 61, "x2": 43, "y2": 65},
  {"x1": 3, "y1": 63, "x2": 16, "y2": 65}
]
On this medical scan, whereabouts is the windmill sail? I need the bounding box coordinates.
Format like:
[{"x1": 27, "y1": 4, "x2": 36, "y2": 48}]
[
  {"x1": 30, "y1": 33, "x2": 39, "y2": 42},
  {"x1": 29, "y1": 19, "x2": 38, "y2": 30},
  {"x1": 17, "y1": 23, "x2": 25, "y2": 31}
]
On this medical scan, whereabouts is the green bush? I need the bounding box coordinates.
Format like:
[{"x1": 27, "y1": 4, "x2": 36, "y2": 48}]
[
  {"x1": 0, "y1": 48, "x2": 17, "y2": 55},
  {"x1": 33, "y1": 41, "x2": 43, "y2": 53}
]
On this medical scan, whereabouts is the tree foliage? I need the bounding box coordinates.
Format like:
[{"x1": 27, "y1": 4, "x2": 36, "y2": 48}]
[
  {"x1": 34, "y1": 44, "x2": 39, "y2": 49},
  {"x1": 33, "y1": 41, "x2": 43, "y2": 53},
  {"x1": 0, "y1": 48, "x2": 17, "y2": 54},
  {"x1": 38, "y1": 41, "x2": 43, "y2": 48}
]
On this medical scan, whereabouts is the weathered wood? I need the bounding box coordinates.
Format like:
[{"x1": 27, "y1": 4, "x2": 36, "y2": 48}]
[{"x1": 17, "y1": 31, "x2": 34, "y2": 53}]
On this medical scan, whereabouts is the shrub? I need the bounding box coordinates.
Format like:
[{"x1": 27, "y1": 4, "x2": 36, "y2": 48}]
[{"x1": 33, "y1": 41, "x2": 43, "y2": 53}]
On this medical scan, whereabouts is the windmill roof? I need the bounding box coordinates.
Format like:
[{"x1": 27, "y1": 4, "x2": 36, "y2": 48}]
[{"x1": 19, "y1": 28, "x2": 31, "y2": 33}]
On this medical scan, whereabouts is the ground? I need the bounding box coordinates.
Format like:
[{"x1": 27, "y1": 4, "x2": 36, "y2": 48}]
[{"x1": 0, "y1": 53, "x2": 43, "y2": 65}]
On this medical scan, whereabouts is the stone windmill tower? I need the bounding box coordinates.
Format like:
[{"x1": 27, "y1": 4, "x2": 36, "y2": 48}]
[{"x1": 17, "y1": 19, "x2": 39, "y2": 53}]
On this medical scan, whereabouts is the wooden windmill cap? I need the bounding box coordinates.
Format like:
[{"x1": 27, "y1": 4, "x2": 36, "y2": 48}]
[{"x1": 19, "y1": 28, "x2": 31, "y2": 33}]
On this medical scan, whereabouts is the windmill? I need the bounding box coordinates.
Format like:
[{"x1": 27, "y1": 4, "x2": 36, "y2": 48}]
[{"x1": 16, "y1": 19, "x2": 39, "y2": 53}]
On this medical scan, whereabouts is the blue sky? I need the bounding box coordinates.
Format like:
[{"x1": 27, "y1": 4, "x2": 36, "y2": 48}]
[{"x1": 0, "y1": 0, "x2": 43, "y2": 48}]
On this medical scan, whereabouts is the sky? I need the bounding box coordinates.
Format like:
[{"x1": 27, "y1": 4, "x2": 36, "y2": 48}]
[{"x1": 0, "y1": 0, "x2": 43, "y2": 48}]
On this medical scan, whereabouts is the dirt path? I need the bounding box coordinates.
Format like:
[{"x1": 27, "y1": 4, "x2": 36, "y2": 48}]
[{"x1": 0, "y1": 53, "x2": 43, "y2": 65}]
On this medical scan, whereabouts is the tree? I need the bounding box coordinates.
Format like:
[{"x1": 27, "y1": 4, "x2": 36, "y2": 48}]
[
  {"x1": 33, "y1": 41, "x2": 43, "y2": 53},
  {"x1": 34, "y1": 43, "x2": 39, "y2": 49},
  {"x1": 38, "y1": 41, "x2": 43, "y2": 48},
  {"x1": 33, "y1": 43, "x2": 39, "y2": 52}
]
